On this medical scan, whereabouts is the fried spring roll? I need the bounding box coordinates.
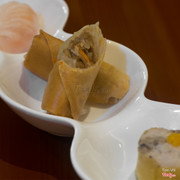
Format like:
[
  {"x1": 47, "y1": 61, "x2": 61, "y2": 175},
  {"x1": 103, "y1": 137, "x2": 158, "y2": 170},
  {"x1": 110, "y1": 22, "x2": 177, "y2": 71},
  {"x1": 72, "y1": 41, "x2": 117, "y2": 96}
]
[
  {"x1": 24, "y1": 26, "x2": 130, "y2": 109},
  {"x1": 42, "y1": 23, "x2": 106, "y2": 119},
  {"x1": 41, "y1": 62, "x2": 72, "y2": 117},
  {"x1": 88, "y1": 62, "x2": 129, "y2": 104},
  {"x1": 24, "y1": 30, "x2": 63, "y2": 80}
]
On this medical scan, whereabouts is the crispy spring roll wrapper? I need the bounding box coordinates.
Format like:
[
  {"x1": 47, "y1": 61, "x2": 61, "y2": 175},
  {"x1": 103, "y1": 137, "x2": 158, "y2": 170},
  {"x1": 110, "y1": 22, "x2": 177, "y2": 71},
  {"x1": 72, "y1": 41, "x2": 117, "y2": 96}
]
[
  {"x1": 41, "y1": 62, "x2": 72, "y2": 117},
  {"x1": 24, "y1": 29, "x2": 129, "y2": 105},
  {"x1": 42, "y1": 23, "x2": 106, "y2": 119},
  {"x1": 88, "y1": 62, "x2": 130, "y2": 104},
  {"x1": 24, "y1": 30, "x2": 63, "y2": 80},
  {"x1": 42, "y1": 61, "x2": 130, "y2": 118}
]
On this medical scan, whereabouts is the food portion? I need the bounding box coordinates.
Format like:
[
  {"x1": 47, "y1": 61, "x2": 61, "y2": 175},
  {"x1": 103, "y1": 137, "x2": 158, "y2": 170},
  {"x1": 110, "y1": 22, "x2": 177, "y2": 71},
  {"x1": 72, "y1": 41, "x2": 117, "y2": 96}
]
[
  {"x1": 41, "y1": 61, "x2": 72, "y2": 118},
  {"x1": 42, "y1": 23, "x2": 106, "y2": 119},
  {"x1": 24, "y1": 30, "x2": 63, "y2": 80},
  {"x1": 0, "y1": 1, "x2": 40, "y2": 53},
  {"x1": 24, "y1": 29, "x2": 129, "y2": 106},
  {"x1": 88, "y1": 62, "x2": 129, "y2": 104},
  {"x1": 23, "y1": 21, "x2": 130, "y2": 119},
  {"x1": 136, "y1": 128, "x2": 180, "y2": 180},
  {"x1": 57, "y1": 24, "x2": 103, "y2": 68}
]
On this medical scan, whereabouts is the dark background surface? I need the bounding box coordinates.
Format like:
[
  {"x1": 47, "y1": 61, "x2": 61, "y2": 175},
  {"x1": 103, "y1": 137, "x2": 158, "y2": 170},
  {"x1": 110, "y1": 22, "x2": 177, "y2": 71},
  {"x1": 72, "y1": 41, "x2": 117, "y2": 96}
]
[{"x1": 0, "y1": 0, "x2": 180, "y2": 179}]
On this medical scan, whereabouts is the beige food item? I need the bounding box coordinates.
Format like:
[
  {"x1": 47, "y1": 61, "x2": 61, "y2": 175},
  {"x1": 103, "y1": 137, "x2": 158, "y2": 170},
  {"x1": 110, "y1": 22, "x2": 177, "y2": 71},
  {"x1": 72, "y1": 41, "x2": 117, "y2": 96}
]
[
  {"x1": 41, "y1": 62, "x2": 72, "y2": 117},
  {"x1": 24, "y1": 29, "x2": 129, "y2": 105},
  {"x1": 136, "y1": 128, "x2": 180, "y2": 180},
  {"x1": 88, "y1": 61, "x2": 129, "y2": 104},
  {"x1": 42, "y1": 23, "x2": 106, "y2": 119},
  {"x1": 24, "y1": 30, "x2": 63, "y2": 80},
  {"x1": 0, "y1": 1, "x2": 39, "y2": 53}
]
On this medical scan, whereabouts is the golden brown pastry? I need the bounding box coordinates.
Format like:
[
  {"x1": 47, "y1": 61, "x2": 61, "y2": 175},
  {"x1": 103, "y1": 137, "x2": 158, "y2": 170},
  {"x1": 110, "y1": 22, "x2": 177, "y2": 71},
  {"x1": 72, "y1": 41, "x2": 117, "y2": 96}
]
[
  {"x1": 88, "y1": 61, "x2": 129, "y2": 104},
  {"x1": 42, "y1": 23, "x2": 106, "y2": 119},
  {"x1": 24, "y1": 30, "x2": 63, "y2": 80},
  {"x1": 24, "y1": 28, "x2": 129, "y2": 106},
  {"x1": 41, "y1": 61, "x2": 72, "y2": 118}
]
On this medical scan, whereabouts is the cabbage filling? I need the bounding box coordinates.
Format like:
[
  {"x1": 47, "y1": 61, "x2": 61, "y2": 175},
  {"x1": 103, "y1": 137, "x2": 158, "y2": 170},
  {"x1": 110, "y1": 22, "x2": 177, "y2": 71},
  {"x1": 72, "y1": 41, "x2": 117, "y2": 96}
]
[{"x1": 63, "y1": 32, "x2": 96, "y2": 68}]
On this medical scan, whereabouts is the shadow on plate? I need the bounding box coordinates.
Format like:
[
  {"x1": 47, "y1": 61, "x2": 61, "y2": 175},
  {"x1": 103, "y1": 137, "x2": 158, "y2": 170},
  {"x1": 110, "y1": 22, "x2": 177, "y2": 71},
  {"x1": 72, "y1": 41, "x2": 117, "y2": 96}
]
[{"x1": 19, "y1": 66, "x2": 47, "y2": 102}]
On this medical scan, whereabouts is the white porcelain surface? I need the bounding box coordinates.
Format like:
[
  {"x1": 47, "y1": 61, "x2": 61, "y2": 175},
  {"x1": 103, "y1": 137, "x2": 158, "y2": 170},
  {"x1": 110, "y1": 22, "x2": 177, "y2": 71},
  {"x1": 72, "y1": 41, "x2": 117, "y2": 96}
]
[
  {"x1": 1, "y1": 1, "x2": 180, "y2": 180},
  {"x1": 71, "y1": 98, "x2": 180, "y2": 180}
]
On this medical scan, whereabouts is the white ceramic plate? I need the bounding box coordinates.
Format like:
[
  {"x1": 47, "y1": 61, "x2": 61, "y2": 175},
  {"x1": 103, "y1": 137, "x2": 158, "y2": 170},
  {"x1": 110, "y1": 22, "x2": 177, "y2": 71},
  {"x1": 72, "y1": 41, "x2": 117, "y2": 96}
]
[{"x1": 1, "y1": 1, "x2": 180, "y2": 180}]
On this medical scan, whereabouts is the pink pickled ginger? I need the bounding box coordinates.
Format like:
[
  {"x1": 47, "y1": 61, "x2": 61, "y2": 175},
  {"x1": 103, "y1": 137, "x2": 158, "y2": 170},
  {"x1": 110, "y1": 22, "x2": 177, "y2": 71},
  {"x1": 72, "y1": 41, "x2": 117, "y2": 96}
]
[{"x1": 0, "y1": 1, "x2": 40, "y2": 53}]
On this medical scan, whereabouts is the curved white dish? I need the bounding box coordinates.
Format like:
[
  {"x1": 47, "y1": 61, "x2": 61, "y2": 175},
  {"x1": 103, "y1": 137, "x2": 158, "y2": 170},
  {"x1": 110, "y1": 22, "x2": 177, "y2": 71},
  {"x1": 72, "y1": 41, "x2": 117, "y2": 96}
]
[
  {"x1": 1, "y1": 1, "x2": 180, "y2": 180},
  {"x1": 71, "y1": 98, "x2": 180, "y2": 180}
]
